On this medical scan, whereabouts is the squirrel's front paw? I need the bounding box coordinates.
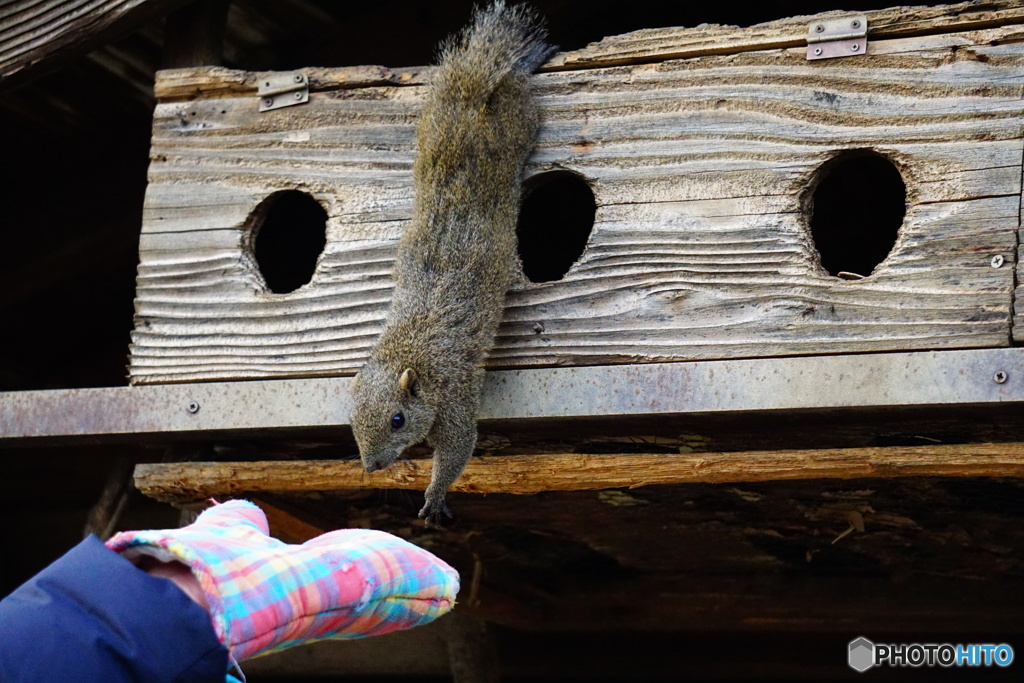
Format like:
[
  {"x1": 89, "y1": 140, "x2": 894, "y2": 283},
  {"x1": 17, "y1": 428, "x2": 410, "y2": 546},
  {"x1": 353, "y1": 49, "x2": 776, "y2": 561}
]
[{"x1": 418, "y1": 498, "x2": 454, "y2": 529}]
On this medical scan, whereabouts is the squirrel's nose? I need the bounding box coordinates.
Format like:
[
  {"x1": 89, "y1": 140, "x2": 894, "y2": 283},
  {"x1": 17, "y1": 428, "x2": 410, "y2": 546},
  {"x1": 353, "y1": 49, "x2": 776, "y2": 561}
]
[{"x1": 363, "y1": 456, "x2": 387, "y2": 473}]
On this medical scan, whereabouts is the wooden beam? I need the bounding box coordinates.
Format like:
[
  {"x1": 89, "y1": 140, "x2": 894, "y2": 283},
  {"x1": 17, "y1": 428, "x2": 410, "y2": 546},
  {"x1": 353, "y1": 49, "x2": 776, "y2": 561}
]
[
  {"x1": 152, "y1": 1, "x2": 1024, "y2": 100},
  {"x1": 546, "y1": 0, "x2": 1024, "y2": 70},
  {"x1": 154, "y1": 64, "x2": 429, "y2": 102},
  {"x1": 134, "y1": 442, "x2": 1024, "y2": 504},
  {"x1": 0, "y1": 0, "x2": 195, "y2": 91}
]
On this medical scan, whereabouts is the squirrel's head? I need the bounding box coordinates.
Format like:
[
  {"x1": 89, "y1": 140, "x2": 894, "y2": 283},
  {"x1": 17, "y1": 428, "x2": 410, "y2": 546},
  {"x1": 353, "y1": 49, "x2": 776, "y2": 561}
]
[{"x1": 351, "y1": 361, "x2": 436, "y2": 473}]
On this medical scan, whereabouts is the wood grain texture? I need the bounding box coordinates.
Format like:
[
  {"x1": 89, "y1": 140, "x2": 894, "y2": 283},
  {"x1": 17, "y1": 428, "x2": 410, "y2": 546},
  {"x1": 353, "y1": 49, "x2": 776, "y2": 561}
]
[
  {"x1": 133, "y1": 443, "x2": 1024, "y2": 504},
  {"x1": 546, "y1": 0, "x2": 1024, "y2": 69},
  {"x1": 0, "y1": 0, "x2": 191, "y2": 87},
  {"x1": 151, "y1": 1, "x2": 1024, "y2": 96},
  {"x1": 154, "y1": 64, "x2": 430, "y2": 101},
  {"x1": 1018, "y1": 168, "x2": 1024, "y2": 342},
  {"x1": 129, "y1": 17, "x2": 1024, "y2": 383}
]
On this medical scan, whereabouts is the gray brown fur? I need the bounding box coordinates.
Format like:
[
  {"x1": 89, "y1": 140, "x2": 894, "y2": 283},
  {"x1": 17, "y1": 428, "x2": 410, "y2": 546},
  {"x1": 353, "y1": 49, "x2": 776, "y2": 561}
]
[{"x1": 350, "y1": 2, "x2": 552, "y2": 527}]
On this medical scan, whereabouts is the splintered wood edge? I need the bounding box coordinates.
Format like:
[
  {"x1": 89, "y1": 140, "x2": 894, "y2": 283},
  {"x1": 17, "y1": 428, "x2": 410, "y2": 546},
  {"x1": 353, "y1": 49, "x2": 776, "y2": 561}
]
[
  {"x1": 134, "y1": 443, "x2": 1024, "y2": 505},
  {"x1": 154, "y1": 64, "x2": 431, "y2": 101},
  {"x1": 548, "y1": 0, "x2": 1024, "y2": 69},
  {"x1": 153, "y1": 0, "x2": 1024, "y2": 101}
]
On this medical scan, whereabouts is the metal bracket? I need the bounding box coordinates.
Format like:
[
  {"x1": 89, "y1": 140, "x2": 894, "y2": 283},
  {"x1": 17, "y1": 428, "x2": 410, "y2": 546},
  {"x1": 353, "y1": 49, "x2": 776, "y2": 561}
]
[
  {"x1": 807, "y1": 16, "x2": 868, "y2": 61},
  {"x1": 258, "y1": 71, "x2": 309, "y2": 112}
]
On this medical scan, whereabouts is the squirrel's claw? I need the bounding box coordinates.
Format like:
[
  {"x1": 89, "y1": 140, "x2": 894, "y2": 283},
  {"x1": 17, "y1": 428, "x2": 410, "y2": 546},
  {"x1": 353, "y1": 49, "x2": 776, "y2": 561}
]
[{"x1": 419, "y1": 498, "x2": 454, "y2": 529}]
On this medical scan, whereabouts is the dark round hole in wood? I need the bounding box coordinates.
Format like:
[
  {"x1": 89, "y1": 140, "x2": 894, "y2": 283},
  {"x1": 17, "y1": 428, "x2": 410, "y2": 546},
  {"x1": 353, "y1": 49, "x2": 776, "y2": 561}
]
[
  {"x1": 808, "y1": 151, "x2": 906, "y2": 278},
  {"x1": 517, "y1": 171, "x2": 596, "y2": 283},
  {"x1": 249, "y1": 190, "x2": 327, "y2": 294}
]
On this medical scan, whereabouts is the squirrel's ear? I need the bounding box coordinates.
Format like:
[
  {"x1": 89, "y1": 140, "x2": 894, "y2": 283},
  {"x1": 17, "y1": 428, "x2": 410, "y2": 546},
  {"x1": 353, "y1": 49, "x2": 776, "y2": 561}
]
[{"x1": 399, "y1": 368, "x2": 419, "y2": 397}]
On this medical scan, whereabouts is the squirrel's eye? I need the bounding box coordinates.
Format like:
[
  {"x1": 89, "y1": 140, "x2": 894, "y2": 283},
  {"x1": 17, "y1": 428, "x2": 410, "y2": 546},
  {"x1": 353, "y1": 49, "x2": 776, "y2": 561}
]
[{"x1": 390, "y1": 412, "x2": 405, "y2": 431}]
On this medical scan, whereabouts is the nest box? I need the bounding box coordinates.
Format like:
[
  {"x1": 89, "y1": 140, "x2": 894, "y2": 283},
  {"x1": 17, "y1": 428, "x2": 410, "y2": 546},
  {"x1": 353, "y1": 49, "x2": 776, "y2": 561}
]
[{"x1": 128, "y1": 1, "x2": 1024, "y2": 385}]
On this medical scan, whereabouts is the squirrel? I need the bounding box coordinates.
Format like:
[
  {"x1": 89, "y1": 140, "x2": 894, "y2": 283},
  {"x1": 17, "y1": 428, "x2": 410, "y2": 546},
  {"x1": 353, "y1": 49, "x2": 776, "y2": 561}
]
[{"x1": 350, "y1": 2, "x2": 553, "y2": 527}]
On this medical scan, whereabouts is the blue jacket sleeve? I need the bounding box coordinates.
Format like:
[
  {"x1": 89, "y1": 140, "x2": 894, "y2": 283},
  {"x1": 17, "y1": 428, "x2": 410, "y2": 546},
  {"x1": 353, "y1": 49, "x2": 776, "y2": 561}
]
[{"x1": 0, "y1": 534, "x2": 228, "y2": 682}]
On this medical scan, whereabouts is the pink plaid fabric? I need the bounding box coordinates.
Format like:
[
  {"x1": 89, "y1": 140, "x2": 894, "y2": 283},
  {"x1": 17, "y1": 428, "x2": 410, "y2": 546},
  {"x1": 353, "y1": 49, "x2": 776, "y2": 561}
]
[{"x1": 106, "y1": 500, "x2": 459, "y2": 661}]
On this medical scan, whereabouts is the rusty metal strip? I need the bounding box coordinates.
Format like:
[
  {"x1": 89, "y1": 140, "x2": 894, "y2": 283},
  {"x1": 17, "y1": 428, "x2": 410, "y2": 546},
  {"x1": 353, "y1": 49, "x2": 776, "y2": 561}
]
[{"x1": 2, "y1": 348, "x2": 1023, "y2": 445}]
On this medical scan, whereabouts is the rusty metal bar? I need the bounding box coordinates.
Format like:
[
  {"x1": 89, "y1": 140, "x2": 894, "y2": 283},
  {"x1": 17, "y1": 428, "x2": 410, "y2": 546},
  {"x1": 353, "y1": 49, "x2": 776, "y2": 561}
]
[{"x1": 2, "y1": 348, "x2": 1023, "y2": 445}]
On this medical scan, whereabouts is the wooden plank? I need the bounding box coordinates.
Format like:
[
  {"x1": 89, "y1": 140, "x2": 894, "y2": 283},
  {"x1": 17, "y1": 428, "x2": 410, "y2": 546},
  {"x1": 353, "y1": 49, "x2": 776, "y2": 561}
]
[
  {"x1": 151, "y1": 1, "x2": 1024, "y2": 100},
  {"x1": 0, "y1": 0, "x2": 194, "y2": 89},
  {"x1": 133, "y1": 443, "x2": 1024, "y2": 504},
  {"x1": 130, "y1": 26, "x2": 1024, "y2": 383},
  {"x1": 1014, "y1": 100, "x2": 1024, "y2": 344},
  {"x1": 154, "y1": 64, "x2": 430, "y2": 102},
  {"x1": 547, "y1": 0, "x2": 1024, "y2": 70}
]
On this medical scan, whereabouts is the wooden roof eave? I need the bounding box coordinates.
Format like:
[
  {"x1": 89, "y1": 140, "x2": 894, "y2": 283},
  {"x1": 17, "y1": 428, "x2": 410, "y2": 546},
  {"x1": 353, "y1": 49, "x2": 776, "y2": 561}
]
[{"x1": 0, "y1": 0, "x2": 195, "y2": 92}]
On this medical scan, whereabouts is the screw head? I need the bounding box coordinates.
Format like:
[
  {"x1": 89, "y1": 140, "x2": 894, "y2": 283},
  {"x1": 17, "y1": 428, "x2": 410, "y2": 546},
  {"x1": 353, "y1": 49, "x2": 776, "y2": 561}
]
[
  {"x1": 815, "y1": 24, "x2": 825, "y2": 33},
  {"x1": 294, "y1": 74, "x2": 304, "y2": 83},
  {"x1": 814, "y1": 47, "x2": 823, "y2": 56},
  {"x1": 851, "y1": 43, "x2": 860, "y2": 51},
  {"x1": 991, "y1": 254, "x2": 1005, "y2": 268},
  {"x1": 187, "y1": 401, "x2": 201, "y2": 414},
  {"x1": 851, "y1": 19, "x2": 861, "y2": 29},
  {"x1": 263, "y1": 97, "x2": 274, "y2": 107},
  {"x1": 294, "y1": 92, "x2": 303, "y2": 100},
  {"x1": 994, "y1": 371, "x2": 1008, "y2": 384}
]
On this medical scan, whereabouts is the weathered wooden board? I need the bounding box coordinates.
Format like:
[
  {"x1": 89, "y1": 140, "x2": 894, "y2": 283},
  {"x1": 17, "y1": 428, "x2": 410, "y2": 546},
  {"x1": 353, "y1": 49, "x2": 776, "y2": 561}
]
[
  {"x1": 1019, "y1": 156, "x2": 1024, "y2": 342},
  {"x1": 153, "y1": 64, "x2": 430, "y2": 102},
  {"x1": 129, "y1": 11, "x2": 1024, "y2": 383},
  {"x1": 0, "y1": 0, "x2": 192, "y2": 88},
  {"x1": 150, "y1": 1, "x2": 1024, "y2": 99},
  {"x1": 546, "y1": 0, "x2": 1024, "y2": 69},
  {"x1": 133, "y1": 443, "x2": 1024, "y2": 505}
]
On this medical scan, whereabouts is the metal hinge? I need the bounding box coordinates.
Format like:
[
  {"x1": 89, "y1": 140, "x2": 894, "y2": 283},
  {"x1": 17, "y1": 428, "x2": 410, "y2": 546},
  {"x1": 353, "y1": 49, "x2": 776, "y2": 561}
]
[
  {"x1": 258, "y1": 71, "x2": 309, "y2": 112},
  {"x1": 807, "y1": 16, "x2": 868, "y2": 61}
]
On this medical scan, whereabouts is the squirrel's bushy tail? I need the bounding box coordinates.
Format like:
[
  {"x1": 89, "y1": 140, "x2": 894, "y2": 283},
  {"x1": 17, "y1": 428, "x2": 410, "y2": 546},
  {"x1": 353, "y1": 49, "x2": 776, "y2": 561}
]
[
  {"x1": 432, "y1": 1, "x2": 553, "y2": 104},
  {"x1": 410, "y1": 1, "x2": 551, "y2": 258},
  {"x1": 413, "y1": 0, "x2": 553, "y2": 217}
]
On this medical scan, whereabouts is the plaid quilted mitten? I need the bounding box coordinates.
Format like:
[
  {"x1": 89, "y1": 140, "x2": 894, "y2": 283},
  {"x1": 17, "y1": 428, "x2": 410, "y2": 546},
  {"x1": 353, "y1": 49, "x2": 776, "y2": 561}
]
[{"x1": 105, "y1": 499, "x2": 459, "y2": 662}]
